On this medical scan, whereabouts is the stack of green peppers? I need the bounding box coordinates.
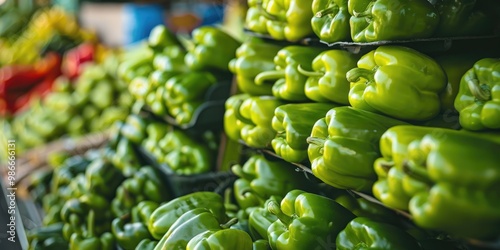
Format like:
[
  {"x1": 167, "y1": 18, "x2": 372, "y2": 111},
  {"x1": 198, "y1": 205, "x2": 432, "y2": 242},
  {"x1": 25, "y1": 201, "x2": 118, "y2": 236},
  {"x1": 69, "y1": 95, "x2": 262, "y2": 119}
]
[{"x1": 373, "y1": 125, "x2": 500, "y2": 239}]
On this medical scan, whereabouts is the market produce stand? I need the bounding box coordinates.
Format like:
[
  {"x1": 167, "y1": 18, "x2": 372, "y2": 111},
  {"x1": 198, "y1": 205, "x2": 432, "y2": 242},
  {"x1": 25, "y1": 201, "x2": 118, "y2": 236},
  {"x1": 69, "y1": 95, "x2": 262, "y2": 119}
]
[{"x1": 2, "y1": 0, "x2": 500, "y2": 249}]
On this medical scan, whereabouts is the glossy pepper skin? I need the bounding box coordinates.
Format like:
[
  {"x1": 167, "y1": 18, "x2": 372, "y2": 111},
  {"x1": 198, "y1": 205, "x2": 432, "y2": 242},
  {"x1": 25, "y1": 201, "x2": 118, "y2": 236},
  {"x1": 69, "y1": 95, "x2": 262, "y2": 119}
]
[
  {"x1": 434, "y1": 0, "x2": 496, "y2": 37},
  {"x1": 255, "y1": 46, "x2": 324, "y2": 102},
  {"x1": 271, "y1": 103, "x2": 335, "y2": 163},
  {"x1": 454, "y1": 58, "x2": 500, "y2": 130},
  {"x1": 186, "y1": 228, "x2": 254, "y2": 250},
  {"x1": 348, "y1": 0, "x2": 439, "y2": 42},
  {"x1": 158, "y1": 130, "x2": 214, "y2": 174},
  {"x1": 110, "y1": 137, "x2": 141, "y2": 177},
  {"x1": 164, "y1": 72, "x2": 217, "y2": 124},
  {"x1": 311, "y1": 0, "x2": 351, "y2": 43},
  {"x1": 148, "y1": 192, "x2": 226, "y2": 240},
  {"x1": 334, "y1": 194, "x2": 399, "y2": 224},
  {"x1": 266, "y1": 190, "x2": 355, "y2": 250},
  {"x1": 299, "y1": 50, "x2": 359, "y2": 104},
  {"x1": 372, "y1": 125, "x2": 434, "y2": 210},
  {"x1": 120, "y1": 114, "x2": 148, "y2": 144},
  {"x1": 69, "y1": 210, "x2": 114, "y2": 250},
  {"x1": 347, "y1": 46, "x2": 447, "y2": 121},
  {"x1": 148, "y1": 24, "x2": 183, "y2": 51},
  {"x1": 185, "y1": 26, "x2": 241, "y2": 72},
  {"x1": 262, "y1": 0, "x2": 315, "y2": 41},
  {"x1": 307, "y1": 107, "x2": 407, "y2": 192},
  {"x1": 136, "y1": 239, "x2": 158, "y2": 250},
  {"x1": 336, "y1": 217, "x2": 421, "y2": 250},
  {"x1": 232, "y1": 155, "x2": 316, "y2": 209},
  {"x1": 111, "y1": 208, "x2": 152, "y2": 250},
  {"x1": 245, "y1": 0, "x2": 271, "y2": 34},
  {"x1": 228, "y1": 38, "x2": 282, "y2": 96},
  {"x1": 406, "y1": 130, "x2": 500, "y2": 239}
]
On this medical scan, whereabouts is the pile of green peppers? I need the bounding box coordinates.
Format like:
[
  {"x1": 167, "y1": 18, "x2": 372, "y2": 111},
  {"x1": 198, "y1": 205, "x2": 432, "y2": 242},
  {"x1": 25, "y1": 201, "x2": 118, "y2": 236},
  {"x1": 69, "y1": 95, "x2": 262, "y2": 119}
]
[
  {"x1": 127, "y1": 24, "x2": 239, "y2": 125},
  {"x1": 244, "y1": 0, "x2": 500, "y2": 43}
]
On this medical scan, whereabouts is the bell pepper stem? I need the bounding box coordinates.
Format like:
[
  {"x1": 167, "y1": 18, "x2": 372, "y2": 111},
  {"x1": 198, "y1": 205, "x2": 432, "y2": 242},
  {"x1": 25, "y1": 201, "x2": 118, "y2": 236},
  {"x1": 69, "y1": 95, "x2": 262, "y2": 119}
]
[
  {"x1": 220, "y1": 218, "x2": 239, "y2": 229},
  {"x1": 346, "y1": 68, "x2": 375, "y2": 84},
  {"x1": 254, "y1": 70, "x2": 286, "y2": 85},
  {"x1": 87, "y1": 210, "x2": 95, "y2": 238},
  {"x1": 402, "y1": 161, "x2": 433, "y2": 186},
  {"x1": 306, "y1": 137, "x2": 326, "y2": 155},
  {"x1": 466, "y1": 74, "x2": 491, "y2": 102},
  {"x1": 315, "y1": 6, "x2": 340, "y2": 18},
  {"x1": 267, "y1": 200, "x2": 292, "y2": 226},
  {"x1": 297, "y1": 64, "x2": 324, "y2": 78},
  {"x1": 352, "y1": 1, "x2": 374, "y2": 18},
  {"x1": 232, "y1": 99, "x2": 255, "y2": 125}
]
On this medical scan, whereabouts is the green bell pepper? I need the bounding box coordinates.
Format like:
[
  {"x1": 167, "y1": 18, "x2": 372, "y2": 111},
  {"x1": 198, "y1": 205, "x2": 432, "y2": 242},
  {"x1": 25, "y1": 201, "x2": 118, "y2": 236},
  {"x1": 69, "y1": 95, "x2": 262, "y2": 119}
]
[
  {"x1": 148, "y1": 192, "x2": 226, "y2": 240},
  {"x1": 136, "y1": 239, "x2": 158, "y2": 250},
  {"x1": 434, "y1": 54, "x2": 482, "y2": 113},
  {"x1": 186, "y1": 228, "x2": 254, "y2": 250},
  {"x1": 111, "y1": 137, "x2": 142, "y2": 177},
  {"x1": 348, "y1": 0, "x2": 439, "y2": 42},
  {"x1": 69, "y1": 210, "x2": 114, "y2": 250},
  {"x1": 156, "y1": 208, "x2": 238, "y2": 250},
  {"x1": 232, "y1": 155, "x2": 315, "y2": 208},
  {"x1": 111, "y1": 166, "x2": 171, "y2": 217},
  {"x1": 347, "y1": 46, "x2": 447, "y2": 121},
  {"x1": 152, "y1": 46, "x2": 188, "y2": 73},
  {"x1": 148, "y1": 24, "x2": 183, "y2": 50},
  {"x1": 245, "y1": 0, "x2": 271, "y2": 34},
  {"x1": 266, "y1": 190, "x2": 355, "y2": 250},
  {"x1": 158, "y1": 130, "x2": 213, "y2": 174},
  {"x1": 271, "y1": 103, "x2": 336, "y2": 163},
  {"x1": 299, "y1": 50, "x2": 359, "y2": 104},
  {"x1": 165, "y1": 72, "x2": 217, "y2": 105},
  {"x1": 253, "y1": 239, "x2": 271, "y2": 250},
  {"x1": 311, "y1": 0, "x2": 351, "y2": 43},
  {"x1": 185, "y1": 26, "x2": 241, "y2": 72},
  {"x1": 226, "y1": 94, "x2": 286, "y2": 148},
  {"x1": 262, "y1": 0, "x2": 315, "y2": 41},
  {"x1": 233, "y1": 178, "x2": 262, "y2": 210},
  {"x1": 433, "y1": 0, "x2": 496, "y2": 37},
  {"x1": 336, "y1": 217, "x2": 421, "y2": 250},
  {"x1": 406, "y1": 130, "x2": 500, "y2": 239},
  {"x1": 136, "y1": 201, "x2": 160, "y2": 225},
  {"x1": 27, "y1": 223, "x2": 67, "y2": 250},
  {"x1": 255, "y1": 46, "x2": 324, "y2": 102},
  {"x1": 224, "y1": 94, "x2": 251, "y2": 142},
  {"x1": 85, "y1": 158, "x2": 124, "y2": 199},
  {"x1": 307, "y1": 107, "x2": 407, "y2": 192},
  {"x1": 248, "y1": 197, "x2": 280, "y2": 240},
  {"x1": 228, "y1": 38, "x2": 282, "y2": 96},
  {"x1": 111, "y1": 209, "x2": 153, "y2": 250},
  {"x1": 454, "y1": 58, "x2": 500, "y2": 130},
  {"x1": 120, "y1": 114, "x2": 148, "y2": 144}
]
